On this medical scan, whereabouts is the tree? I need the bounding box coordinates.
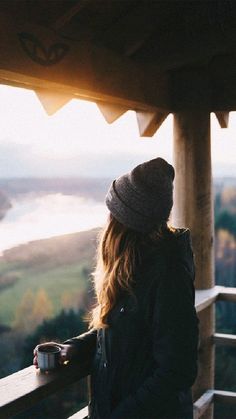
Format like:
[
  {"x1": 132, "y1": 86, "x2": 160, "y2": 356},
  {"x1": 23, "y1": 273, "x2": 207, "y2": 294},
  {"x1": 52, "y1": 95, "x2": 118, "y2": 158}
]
[
  {"x1": 14, "y1": 288, "x2": 53, "y2": 332},
  {"x1": 22, "y1": 308, "x2": 87, "y2": 367},
  {"x1": 32, "y1": 288, "x2": 53, "y2": 326},
  {"x1": 215, "y1": 210, "x2": 236, "y2": 237},
  {"x1": 19, "y1": 309, "x2": 88, "y2": 419},
  {"x1": 14, "y1": 289, "x2": 35, "y2": 332}
]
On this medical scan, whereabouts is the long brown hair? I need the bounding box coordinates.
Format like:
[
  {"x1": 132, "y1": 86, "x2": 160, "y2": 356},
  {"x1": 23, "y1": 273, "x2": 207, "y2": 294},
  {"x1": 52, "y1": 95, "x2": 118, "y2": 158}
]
[{"x1": 89, "y1": 214, "x2": 170, "y2": 329}]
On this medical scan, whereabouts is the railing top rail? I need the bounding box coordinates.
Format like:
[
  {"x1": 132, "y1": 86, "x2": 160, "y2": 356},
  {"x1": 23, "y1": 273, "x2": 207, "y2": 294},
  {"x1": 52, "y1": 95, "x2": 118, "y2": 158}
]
[
  {"x1": 217, "y1": 286, "x2": 236, "y2": 302},
  {"x1": 195, "y1": 286, "x2": 220, "y2": 312},
  {"x1": 194, "y1": 389, "x2": 236, "y2": 418},
  {"x1": 195, "y1": 285, "x2": 236, "y2": 312},
  {"x1": 193, "y1": 389, "x2": 214, "y2": 419},
  {"x1": 214, "y1": 389, "x2": 236, "y2": 404},
  {"x1": 0, "y1": 363, "x2": 89, "y2": 418}
]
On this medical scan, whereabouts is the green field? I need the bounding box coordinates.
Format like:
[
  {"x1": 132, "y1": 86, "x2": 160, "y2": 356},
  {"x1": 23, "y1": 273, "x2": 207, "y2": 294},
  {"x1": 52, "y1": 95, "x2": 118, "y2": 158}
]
[{"x1": 0, "y1": 229, "x2": 98, "y2": 326}]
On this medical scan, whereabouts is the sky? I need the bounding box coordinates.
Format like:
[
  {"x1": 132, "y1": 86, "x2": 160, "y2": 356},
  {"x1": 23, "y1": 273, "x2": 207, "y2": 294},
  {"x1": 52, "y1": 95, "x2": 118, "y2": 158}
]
[{"x1": 0, "y1": 84, "x2": 236, "y2": 178}]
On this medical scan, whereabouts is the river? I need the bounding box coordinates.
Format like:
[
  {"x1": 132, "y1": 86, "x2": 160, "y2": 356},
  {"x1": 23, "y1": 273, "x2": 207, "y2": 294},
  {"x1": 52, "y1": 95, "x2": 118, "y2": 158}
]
[{"x1": 0, "y1": 193, "x2": 108, "y2": 253}]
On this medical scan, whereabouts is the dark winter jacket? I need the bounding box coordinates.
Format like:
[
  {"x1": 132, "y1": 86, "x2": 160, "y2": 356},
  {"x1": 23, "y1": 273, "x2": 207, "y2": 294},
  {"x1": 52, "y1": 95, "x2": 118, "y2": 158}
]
[{"x1": 65, "y1": 228, "x2": 199, "y2": 419}]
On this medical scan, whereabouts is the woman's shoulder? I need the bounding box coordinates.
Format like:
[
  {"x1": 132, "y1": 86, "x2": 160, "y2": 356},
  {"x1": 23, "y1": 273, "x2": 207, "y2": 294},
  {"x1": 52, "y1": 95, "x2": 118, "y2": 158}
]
[
  {"x1": 136, "y1": 227, "x2": 194, "y2": 277},
  {"x1": 162, "y1": 226, "x2": 193, "y2": 252},
  {"x1": 164, "y1": 226, "x2": 195, "y2": 281},
  {"x1": 149, "y1": 226, "x2": 194, "y2": 277}
]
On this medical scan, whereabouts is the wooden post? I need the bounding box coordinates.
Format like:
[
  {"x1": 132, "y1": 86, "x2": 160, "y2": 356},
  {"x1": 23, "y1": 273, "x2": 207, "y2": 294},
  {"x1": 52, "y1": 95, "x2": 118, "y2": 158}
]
[{"x1": 173, "y1": 111, "x2": 215, "y2": 419}]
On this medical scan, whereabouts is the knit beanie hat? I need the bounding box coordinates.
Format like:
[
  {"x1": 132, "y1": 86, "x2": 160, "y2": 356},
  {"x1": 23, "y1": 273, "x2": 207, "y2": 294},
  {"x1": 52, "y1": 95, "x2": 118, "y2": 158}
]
[{"x1": 105, "y1": 157, "x2": 175, "y2": 233}]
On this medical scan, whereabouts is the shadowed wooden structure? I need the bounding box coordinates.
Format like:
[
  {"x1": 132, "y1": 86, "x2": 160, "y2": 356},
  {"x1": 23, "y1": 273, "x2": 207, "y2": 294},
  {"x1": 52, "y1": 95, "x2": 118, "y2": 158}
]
[{"x1": 1, "y1": 1, "x2": 236, "y2": 418}]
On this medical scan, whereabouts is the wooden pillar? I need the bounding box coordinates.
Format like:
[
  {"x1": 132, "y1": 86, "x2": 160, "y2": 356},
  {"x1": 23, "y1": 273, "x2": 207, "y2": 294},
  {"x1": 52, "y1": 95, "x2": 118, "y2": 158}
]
[{"x1": 173, "y1": 111, "x2": 215, "y2": 419}]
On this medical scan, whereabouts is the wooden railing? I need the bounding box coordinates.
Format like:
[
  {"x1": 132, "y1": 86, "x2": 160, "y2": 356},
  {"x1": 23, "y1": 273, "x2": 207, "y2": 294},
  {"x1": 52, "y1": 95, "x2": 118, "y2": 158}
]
[
  {"x1": 194, "y1": 285, "x2": 236, "y2": 419},
  {"x1": 193, "y1": 389, "x2": 236, "y2": 419},
  {"x1": 1, "y1": 285, "x2": 236, "y2": 419},
  {"x1": 0, "y1": 362, "x2": 90, "y2": 419}
]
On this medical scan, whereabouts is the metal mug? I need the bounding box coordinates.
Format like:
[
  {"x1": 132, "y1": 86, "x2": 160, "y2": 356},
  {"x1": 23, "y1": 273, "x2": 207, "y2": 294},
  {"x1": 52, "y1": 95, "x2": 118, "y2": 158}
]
[{"x1": 37, "y1": 344, "x2": 61, "y2": 371}]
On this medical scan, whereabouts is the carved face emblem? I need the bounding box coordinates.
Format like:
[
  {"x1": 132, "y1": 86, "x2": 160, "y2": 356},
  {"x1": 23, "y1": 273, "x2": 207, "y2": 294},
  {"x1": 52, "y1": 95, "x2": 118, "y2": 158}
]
[{"x1": 18, "y1": 32, "x2": 69, "y2": 66}]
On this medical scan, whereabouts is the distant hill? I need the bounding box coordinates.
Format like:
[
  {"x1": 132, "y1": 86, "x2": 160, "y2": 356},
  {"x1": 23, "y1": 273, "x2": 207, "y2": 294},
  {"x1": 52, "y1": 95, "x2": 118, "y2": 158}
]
[
  {"x1": 0, "y1": 190, "x2": 11, "y2": 220},
  {"x1": 1, "y1": 227, "x2": 99, "y2": 269},
  {"x1": 0, "y1": 228, "x2": 100, "y2": 326},
  {"x1": 0, "y1": 177, "x2": 112, "y2": 201}
]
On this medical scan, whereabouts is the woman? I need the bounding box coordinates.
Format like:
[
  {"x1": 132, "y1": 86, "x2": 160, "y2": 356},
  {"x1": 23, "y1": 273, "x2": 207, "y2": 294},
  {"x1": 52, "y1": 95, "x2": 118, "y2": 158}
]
[{"x1": 34, "y1": 157, "x2": 199, "y2": 419}]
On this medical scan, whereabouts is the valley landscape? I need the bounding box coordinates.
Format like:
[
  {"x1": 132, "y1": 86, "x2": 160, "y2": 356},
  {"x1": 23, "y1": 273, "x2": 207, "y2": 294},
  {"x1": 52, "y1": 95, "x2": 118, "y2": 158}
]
[
  {"x1": 0, "y1": 228, "x2": 98, "y2": 328},
  {"x1": 0, "y1": 176, "x2": 236, "y2": 418}
]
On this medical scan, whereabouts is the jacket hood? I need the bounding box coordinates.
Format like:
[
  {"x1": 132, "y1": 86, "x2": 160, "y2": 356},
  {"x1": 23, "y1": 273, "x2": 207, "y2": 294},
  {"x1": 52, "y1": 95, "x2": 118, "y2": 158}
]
[
  {"x1": 138, "y1": 227, "x2": 195, "y2": 282},
  {"x1": 172, "y1": 228, "x2": 195, "y2": 280}
]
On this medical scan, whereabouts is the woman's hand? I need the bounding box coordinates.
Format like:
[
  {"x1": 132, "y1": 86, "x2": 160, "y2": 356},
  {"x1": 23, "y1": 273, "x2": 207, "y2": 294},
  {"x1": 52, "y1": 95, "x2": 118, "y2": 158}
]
[{"x1": 33, "y1": 342, "x2": 78, "y2": 369}]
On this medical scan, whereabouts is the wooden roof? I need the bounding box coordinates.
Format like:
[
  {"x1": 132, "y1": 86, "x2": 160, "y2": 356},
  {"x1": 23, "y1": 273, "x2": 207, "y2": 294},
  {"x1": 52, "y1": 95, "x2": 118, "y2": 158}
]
[{"x1": 0, "y1": 1, "x2": 236, "y2": 134}]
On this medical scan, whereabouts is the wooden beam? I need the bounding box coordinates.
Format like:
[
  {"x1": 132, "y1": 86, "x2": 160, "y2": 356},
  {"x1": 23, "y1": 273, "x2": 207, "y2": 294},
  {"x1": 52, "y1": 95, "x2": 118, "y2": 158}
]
[
  {"x1": 102, "y1": 3, "x2": 157, "y2": 57},
  {"x1": 173, "y1": 111, "x2": 214, "y2": 418},
  {"x1": 34, "y1": 88, "x2": 72, "y2": 115},
  {"x1": 136, "y1": 110, "x2": 169, "y2": 137},
  {"x1": 173, "y1": 111, "x2": 214, "y2": 288},
  {"x1": 214, "y1": 390, "x2": 236, "y2": 405},
  {"x1": 52, "y1": 1, "x2": 92, "y2": 31},
  {"x1": 213, "y1": 333, "x2": 236, "y2": 347},
  {"x1": 104, "y1": 2, "x2": 236, "y2": 70},
  {"x1": 217, "y1": 286, "x2": 236, "y2": 302},
  {"x1": 96, "y1": 102, "x2": 128, "y2": 124},
  {"x1": 214, "y1": 112, "x2": 229, "y2": 128},
  {"x1": 194, "y1": 286, "x2": 236, "y2": 313},
  {"x1": 171, "y1": 68, "x2": 211, "y2": 111},
  {"x1": 172, "y1": 57, "x2": 236, "y2": 111},
  {"x1": 193, "y1": 390, "x2": 214, "y2": 419},
  {"x1": 0, "y1": 11, "x2": 169, "y2": 113},
  {"x1": 195, "y1": 287, "x2": 220, "y2": 313},
  {"x1": 68, "y1": 406, "x2": 88, "y2": 419},
  {"x1": 0, "y1": 363, "x2": 89, "y2": 418},
  {"x1": 210, "y1": 54, "x2": 236, "y2": 111},
  {"x1": 193, "y1": 388, "x2": 236, "y2": 419},
  {"x1": 142, "y1": 4, "x2": 236, "y2": 72}
]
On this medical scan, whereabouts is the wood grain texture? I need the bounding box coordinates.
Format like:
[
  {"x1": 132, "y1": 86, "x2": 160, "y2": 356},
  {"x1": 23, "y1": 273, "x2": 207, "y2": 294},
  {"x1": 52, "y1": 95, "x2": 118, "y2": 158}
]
[
  {"x1": 136, "y1": 110, "x2": 169, "y2": 137},
  {"x1": 214, "y1": 112, "x2": 229, "y2": 129},
  {"x1": 0, "y1": 11, "x2": 169, "y2": 112},
  {"x1": 217, "y1": 286, "x2": 236, "y2": 302},
  {"x1": 214, "y1": 390, "x2": 236, "y2": 404},
  {"x1": 213, "y1": 333, "x2": 236, "y2": 347},
  {"x1": 195, "y1": 288, "x2": 219, "y2": 313},
  {"x1": 193, "y1": 390, "x2": 214, "y2": 419},
  {"x1": 0, "y1": 363, "x2": 89, "y2": 418},
  {"x1": 68, "y1": 405, "x2": 88, "y2": 418}
]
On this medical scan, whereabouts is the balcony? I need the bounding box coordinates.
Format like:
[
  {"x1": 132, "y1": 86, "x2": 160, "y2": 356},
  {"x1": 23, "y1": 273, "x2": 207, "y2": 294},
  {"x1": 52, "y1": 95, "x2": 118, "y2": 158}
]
[{"x1": 1, "y1": 285, "x2": 236, "y2": 419}]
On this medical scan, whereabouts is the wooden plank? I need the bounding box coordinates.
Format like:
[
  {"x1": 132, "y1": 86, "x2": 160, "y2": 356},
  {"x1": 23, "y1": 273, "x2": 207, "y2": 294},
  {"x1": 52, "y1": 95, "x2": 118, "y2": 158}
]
[
  {"x1": 96, "y1": 102, "x2": 128, "y2": 123},
  {"x1": 214, "y1": 333, "x2": 236, "y2": 347},
  {"x1": 136, "y1": 110, "x2": 169, "y2": 137},
  {"x1": 53, "y1": 1, "x2": 92, "y2": 31},
  {"x1": 193, "y1": 390, "x2": 214, "y2": 419},
  {"x1": 214, "y1": 390, "x2": 236, "y2": 404},
  {"x1": 210, "y1": 55, "x2": 236, "y2": 111},
  {"x1": 0, "y1": 11, "x2": 169, "y2": 112},
  {"x1": 172, "y1": 57, "x2": 236, "y2": 111},
  {"x1": 0, "y1": 363, "x2": 89, "y2": 418},
  {"x1": 35, "y1": 88, "x2": 72, "y2": 115},
  {"x1": 195, "y1": 287, "x2": 220, "y2": 313},
  {"x1": 193, "y1": 283, "x2": 236, "y2": 314},
  {"x1": 68, "y1": 405, "x2": 88, "y2": 419},
  {"x1": 217, "y1": 286, "x2": 236, "y2": 302},
  {"x1": 103, "y1": 3, "x2": 158, "y2": 58},
  {"x1": 104, "y1": 2, "x2": 236, "y2": 71},
  {"x1": 214, "y1": 112, "x2": 229, "y2": 128},
  {"x1": 193, "y1": 389, "x2": 236, "y2": 418}
]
